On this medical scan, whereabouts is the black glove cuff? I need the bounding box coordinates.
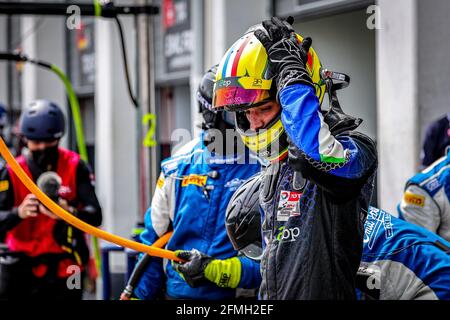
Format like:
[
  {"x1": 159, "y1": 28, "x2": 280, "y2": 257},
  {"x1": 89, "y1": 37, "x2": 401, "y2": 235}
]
[
  {"x1": 277, "y1": 66, "x2": 314, "y2": 93},
  {"x1": 184, "y1": 273, "x2": 209, "y2": 288}
]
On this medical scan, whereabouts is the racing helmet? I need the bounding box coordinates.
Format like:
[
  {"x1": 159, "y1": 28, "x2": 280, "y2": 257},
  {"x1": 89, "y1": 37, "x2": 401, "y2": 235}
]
[
  {"x1": 212, "y1": 25, "x2": 325, "y2": 162},
  {"x1": 225, "y1": 173, "x2": 263, "y2": 261},
  {"x1": 197, "y1": 65, "x2": 235, "y2": 130},
  {"x1": 19, "y1": 100, "x2": 65, "y2": 141},
  {"x1": 212, "y1": 26, "x2": 325, "y2": 111}
]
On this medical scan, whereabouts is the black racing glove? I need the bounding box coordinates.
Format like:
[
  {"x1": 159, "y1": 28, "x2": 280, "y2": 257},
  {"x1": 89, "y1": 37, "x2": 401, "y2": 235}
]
[
  {"x1": 173, "y1": 249, "x2": 243, "y2": 289},
  {"x1": 172, "y1": 249, "x2": 214, "y2": 288},
  {"x1": 254, "y1": 17, "x2": 314, "y2": 95}
]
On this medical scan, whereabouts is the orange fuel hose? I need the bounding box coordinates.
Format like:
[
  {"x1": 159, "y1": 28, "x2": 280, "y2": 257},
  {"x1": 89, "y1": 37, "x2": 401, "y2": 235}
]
[
  {"x1": 0, "y1": 138, "x2": 182, "y2": 262},
  {"x1": 151, "y1": 231, "x2": 172, "y2": 248}
]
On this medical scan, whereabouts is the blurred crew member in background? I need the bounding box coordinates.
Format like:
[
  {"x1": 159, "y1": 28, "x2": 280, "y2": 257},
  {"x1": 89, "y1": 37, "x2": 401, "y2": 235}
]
[
  {"x1": 0, "y1": 100, "x2": 102, "y2": 299},
  {"x1": 131, "y1": 66, "x2": 262, "y2": 300}
]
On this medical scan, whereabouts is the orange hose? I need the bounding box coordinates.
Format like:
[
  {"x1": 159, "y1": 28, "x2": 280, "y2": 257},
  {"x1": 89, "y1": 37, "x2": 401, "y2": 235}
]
[
  {"x1": 0, "y1": 138, "x2": 182, "y2": 262},
  {"x1": 151, "y1": 231, "x2": 172, "y2": 248}
]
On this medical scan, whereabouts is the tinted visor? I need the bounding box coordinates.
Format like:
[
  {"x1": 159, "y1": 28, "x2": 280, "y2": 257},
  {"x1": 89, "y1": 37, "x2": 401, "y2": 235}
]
[{"x1": 213, "y1": 86, "x2": 271, "y2": 111}]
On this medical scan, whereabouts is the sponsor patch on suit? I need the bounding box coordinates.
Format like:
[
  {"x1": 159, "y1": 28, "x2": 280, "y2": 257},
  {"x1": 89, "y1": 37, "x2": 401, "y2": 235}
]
[{"x1": 276, "y1": 190, "x2": 302, "y2": 221}]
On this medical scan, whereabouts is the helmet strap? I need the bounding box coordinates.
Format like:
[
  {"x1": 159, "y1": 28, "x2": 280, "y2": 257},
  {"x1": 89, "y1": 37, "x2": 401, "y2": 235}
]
[
  {"x1": 292, "y1": 171, "x2": 306, "y2": 191},
  {"x1": 321, "y1": 71, "x2": 362, "y2": 135},
  {"x1": 261, "y1": 161, "x2": 281, "y2": 203}
]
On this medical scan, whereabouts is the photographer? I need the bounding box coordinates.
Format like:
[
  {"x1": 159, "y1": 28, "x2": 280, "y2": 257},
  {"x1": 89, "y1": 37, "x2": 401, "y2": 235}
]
[{"x1": 0, "y1": 100, "x2": 102, "y2": 299}]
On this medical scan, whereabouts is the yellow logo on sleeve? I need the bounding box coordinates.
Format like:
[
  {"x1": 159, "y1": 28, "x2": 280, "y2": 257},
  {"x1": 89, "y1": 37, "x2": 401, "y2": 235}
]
[
  {"x1": 181, "y1": 174, "x2": 207, "y2": 187},
  {"x1": 403, "y1": 191, "x2": 425, "y2": 207},
  {"x1": 156, "y1": 175, "x2": 165, "y2": 189},
  {"x1": 0, "y1": 180, "x2": 9, "y2": 192}
]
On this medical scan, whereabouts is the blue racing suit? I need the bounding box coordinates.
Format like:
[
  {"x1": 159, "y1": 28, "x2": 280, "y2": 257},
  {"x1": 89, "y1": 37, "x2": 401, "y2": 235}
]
[
  {"x1": 259, "y1": 84, "x2": 378, "y2": 299},
  {"x1": 398, "y1": 153, "x2": 450, "y2": 242},
  {"x1": 360, "y1": 206, "x2": 450, "y2": 300},
  {"x1": 133, "y1": 137, "x2": 262, "y2": 300}
]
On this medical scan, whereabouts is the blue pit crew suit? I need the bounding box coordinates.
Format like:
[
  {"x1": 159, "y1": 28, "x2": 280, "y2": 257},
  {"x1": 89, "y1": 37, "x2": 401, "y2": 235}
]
[
  {"x1": 133, "y1": 137, "x2": 262, "y2": 300},
  {"x1": 398, "y1": 152, "x2": 450, "y2": 241},
  {"x1": 360, "y1": 206, "x2": 450, "y2": 300},
  {"x1": 259, "y1": 84, "x2": 378, "y2": 299}
]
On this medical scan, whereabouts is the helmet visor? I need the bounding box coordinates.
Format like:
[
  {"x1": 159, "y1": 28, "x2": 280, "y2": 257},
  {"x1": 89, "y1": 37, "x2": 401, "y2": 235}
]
[{"x1": 213, "y1": 86, "x2": 271, "y2": 111}]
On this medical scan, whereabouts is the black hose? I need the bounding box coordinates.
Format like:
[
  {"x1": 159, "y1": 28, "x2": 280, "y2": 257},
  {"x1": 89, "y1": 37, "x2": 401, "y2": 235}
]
[
  {"x1": 1, "y1": 15, "x2": 141, "y2": 110},
  {"x1": 121, "y1": 254, "x2": 152, "y2": 298},
  {"x1": 0, "y1": 53, "x2": 25, "y2": 62},
  {"x1": 114, "y1": 16, "x2": 139, "y2": 108},
  {"x1": 0, "y1": 2, "x2": 159, "y2": 17}
]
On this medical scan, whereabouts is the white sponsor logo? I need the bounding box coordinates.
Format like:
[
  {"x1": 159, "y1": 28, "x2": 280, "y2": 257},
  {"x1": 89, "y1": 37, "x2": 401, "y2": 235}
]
[
  {"x1": 276, "y1": 226, "x2": 300, "y2": 242},
  {"x1": 364, "y1": 207, "x2": 394, "y2": 250},
  {"x1": 224, "y1": 178, "x2": 246, "y2": 192},
  {"x1": 426, "y1": 178, "x2": 441, "y2": 192},
  {"x1": 363, "y1": 207, "x2": 383, "y2": 249},
  {"x1": 383, "y1": 213, "x2": 394, "y2": 239}
]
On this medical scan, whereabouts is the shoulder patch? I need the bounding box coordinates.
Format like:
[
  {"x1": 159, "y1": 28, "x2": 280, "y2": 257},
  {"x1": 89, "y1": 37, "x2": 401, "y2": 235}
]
[
  {"x1": 424, "y1": 178, "x2": 441, "y2": 193},
  {"x1": 156, "y1": 174, "x2": 165, "y2": 189},
  {"x1": 161, "y1": 159, "x2": 179, "y2": 176},
  {"x1": 0, "y1": 180, "x2": 9, "y2": 192},
  {"x1": 403, "y1": 191, "x2": 425, "y2": 207}
]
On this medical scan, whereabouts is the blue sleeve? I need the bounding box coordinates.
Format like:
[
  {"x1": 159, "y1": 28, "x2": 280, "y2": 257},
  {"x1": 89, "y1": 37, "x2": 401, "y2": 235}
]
[
  {"x1": 133, "y1": 208, "x2": 165, "y2": 300},
  {"x1": 418, "y1": 243, "x2": 450, "y2": 300},
  {"x1": 279, "y1": 84, "x2": 369, "y2": 179},
  {"x1": 237, "y1": 256, "x2": 261, "y2": 289}
]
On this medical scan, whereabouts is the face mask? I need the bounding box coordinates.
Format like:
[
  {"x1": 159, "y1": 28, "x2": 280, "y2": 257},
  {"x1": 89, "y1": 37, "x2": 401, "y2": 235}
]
[{"x1": 31, "y1": 145, "x2": 59, "y2": 171}]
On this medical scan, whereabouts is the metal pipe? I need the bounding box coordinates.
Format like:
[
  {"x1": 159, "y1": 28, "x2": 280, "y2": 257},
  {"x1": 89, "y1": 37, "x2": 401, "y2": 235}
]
[
  {"x1": 0, "y1": 2, "x2": 159, "y2": 17},
  {"x1": 190, "y1": 0, "x2": 204, "y2": 138},
  {"x1": 135, "y1": 12, "x2": 143, "y2": 222},
  {"x1": 144, "y1": 0, "x2": 158, "y2": 214},
  {"x1": 6, "y1": 16, "x2": 13, "y2": 141}
]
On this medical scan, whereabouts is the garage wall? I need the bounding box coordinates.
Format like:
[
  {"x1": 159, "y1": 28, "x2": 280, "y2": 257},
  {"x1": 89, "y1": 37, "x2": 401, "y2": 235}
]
[{"x1": 294, "y1": 9, "x2": 377, "y2": 139}]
